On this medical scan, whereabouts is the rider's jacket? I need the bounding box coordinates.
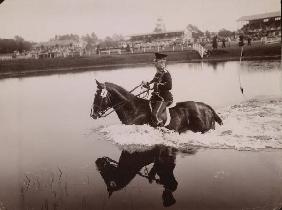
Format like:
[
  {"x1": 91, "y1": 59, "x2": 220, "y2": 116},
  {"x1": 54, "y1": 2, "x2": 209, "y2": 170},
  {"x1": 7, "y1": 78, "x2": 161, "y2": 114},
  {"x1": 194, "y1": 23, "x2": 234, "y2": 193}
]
[{"x1": 150, "y1": 70, "x2": 173, "y2": 102}]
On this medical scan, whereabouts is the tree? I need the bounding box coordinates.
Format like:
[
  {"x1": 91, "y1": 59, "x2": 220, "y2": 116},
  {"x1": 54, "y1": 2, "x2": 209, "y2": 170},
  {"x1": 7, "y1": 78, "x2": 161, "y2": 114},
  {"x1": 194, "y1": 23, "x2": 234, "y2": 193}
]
[
  {"x1": 186, "y1": 24, "x2": 204, "y2": 39},
  {"x1": 102, "y1": 36, "x2": 115, "y2": 48},
  {"x1": 82, "y1": 32, "x2": 99, "y2": 49},
  {"x1": 205, "y1": 30, "x2": 211, "y2": 39},
  {"x1": 98, "y1": 34, "x2": 125, "y2": 49},
  {"x1": 186, "y1": 24, "x2": 202, "y2": 33},
  {"x1": 111, "y1": 34, "x2": 124, "y2": 42},
  {"x1": 14, "y1": 35, "x2": 24, "y2": 42},
  {"x1": 0, "y1": 36, "x2": 32, "y2": 53}
]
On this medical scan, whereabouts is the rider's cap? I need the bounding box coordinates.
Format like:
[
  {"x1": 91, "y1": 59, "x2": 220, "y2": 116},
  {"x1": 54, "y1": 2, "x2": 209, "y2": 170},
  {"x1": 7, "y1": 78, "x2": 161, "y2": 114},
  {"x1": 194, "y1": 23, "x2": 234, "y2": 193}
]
[{"x1": 155, "y1": 52, "x2": 168, "y2": 60}]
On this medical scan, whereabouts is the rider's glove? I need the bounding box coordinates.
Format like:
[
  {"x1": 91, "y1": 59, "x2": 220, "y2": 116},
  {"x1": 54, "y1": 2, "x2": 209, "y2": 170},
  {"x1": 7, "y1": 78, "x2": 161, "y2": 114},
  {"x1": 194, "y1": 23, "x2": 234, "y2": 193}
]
[
  {"x1": 156, "y1": 82, "x2": 164, "y2": 90},
  {"x1": 142, "y1": 81, "x2": 150, "y2": 89}
]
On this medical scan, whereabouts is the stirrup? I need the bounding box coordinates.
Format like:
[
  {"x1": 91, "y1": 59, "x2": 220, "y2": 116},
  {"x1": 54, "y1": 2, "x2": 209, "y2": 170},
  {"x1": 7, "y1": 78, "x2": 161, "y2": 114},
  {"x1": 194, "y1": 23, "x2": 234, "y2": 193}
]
[{"x1": 156, "y1": 120, "x2": 164, "y2": 127}]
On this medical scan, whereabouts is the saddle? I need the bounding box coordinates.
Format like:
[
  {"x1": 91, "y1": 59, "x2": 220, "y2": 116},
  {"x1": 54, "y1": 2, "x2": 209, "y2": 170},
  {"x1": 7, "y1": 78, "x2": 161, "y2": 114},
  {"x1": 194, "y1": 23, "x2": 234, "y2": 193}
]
[
  {"x1": 164, "y1": 101, "x2": 177, "y2": 126},
  {"x1": 149, "y1": 100, "x2": 176, "y2": 127}
]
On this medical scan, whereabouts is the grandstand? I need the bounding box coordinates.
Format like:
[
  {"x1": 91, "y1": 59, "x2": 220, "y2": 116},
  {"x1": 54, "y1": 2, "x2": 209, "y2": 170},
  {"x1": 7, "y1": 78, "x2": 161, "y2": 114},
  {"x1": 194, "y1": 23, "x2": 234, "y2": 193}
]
[
  {"x1": 124, "y1": 29, "x2": 193, "y2": 53},
  {"x1": 237, "y1": 11, "x2": 281, "y2": 39},
  {"x1": 129, "y1": 31, "x2": 185, "y2": 43}
]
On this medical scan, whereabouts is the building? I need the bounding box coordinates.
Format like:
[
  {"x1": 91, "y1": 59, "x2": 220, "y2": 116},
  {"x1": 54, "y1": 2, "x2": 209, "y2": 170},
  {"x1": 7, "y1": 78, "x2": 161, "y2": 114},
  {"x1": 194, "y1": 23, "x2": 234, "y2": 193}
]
[
  {"x1": 237, "y1": 11, "x2": 281, "y2": 38},
  {"x1": 125, "y1": 30, "x2": 192, "y2": 53},
  {"x1": 123, "y1": 17, "x2": 195, "y2": 53},
  {"x1": 128, "y1": 30, "x2": 186, "y2": 43}
]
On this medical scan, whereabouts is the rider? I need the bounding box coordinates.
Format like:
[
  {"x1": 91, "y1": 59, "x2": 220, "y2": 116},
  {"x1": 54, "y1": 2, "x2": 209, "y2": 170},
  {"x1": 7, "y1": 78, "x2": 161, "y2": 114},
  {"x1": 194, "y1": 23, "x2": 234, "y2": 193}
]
[{"x1": 143, "y1": 52, "x2": 173, "y2": 127}]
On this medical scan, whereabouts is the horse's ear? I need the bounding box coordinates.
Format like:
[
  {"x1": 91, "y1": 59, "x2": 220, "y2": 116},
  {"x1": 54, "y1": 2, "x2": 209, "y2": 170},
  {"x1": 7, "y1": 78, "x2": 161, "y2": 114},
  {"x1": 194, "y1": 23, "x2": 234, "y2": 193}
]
[{"x1": 96, "y1": 80, "x2": 104, "y2": 89}]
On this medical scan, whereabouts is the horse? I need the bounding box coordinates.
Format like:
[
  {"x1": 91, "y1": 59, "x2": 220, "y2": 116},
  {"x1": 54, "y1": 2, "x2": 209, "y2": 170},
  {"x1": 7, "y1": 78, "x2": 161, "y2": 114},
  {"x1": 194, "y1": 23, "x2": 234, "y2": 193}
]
[
  {"x1": 90, "y1": 80, "x2": 223, "y2": 133},
  {"x1": 95, "y1": 145, "x2": 180, "y2": 207}
]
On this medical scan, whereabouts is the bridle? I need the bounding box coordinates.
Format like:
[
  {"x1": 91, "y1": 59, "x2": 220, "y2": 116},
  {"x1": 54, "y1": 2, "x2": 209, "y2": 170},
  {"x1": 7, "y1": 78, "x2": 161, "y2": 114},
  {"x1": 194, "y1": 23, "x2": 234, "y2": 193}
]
[
  {"x1": 91, "y1": 88, "x2": 124, "y2": 118},
  {"x1": 90, "y1": 83, "x2": 153, "y2": 119}
]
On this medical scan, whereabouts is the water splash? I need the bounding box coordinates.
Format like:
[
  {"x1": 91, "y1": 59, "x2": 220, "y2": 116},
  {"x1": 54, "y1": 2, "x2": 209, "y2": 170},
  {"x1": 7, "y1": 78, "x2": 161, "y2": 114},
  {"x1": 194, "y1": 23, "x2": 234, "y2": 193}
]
[{"x1": 98, "y1": 96, "x2": 282, "y2": 151}]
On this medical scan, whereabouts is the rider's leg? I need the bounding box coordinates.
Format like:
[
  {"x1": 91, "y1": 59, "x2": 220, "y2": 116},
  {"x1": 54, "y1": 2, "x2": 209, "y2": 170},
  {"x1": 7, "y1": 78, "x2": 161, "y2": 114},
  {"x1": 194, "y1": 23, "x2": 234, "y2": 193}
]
[{"x1": 151, "y1": 101, "x2": 167, "y2": 127}]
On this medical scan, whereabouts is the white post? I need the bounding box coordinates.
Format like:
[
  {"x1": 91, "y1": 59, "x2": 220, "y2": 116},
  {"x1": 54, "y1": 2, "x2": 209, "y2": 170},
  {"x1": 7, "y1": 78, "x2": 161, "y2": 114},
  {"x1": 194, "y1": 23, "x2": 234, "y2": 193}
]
[
  {"x1": 201, "y1": 47, "x2": 203, "y2": 58},
  {"x1": 240, "y1": 47, "x2": 244, "y2": 63}
]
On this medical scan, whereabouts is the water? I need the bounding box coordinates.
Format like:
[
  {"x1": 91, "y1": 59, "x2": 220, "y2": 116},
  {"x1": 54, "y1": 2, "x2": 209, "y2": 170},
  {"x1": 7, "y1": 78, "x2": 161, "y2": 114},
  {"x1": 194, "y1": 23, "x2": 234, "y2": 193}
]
[{"x1": 0, "y1": 60, "x2": 281, "y2": 210}]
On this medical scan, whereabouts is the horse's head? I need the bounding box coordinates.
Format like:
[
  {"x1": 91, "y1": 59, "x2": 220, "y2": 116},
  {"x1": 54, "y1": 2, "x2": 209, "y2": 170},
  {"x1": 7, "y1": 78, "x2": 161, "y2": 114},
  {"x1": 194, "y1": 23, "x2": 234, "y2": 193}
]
[
  {"x1": 90, "y1": 80, "x2": 112, "y2": 119},
  {"x1": 95, "y1": 157, "x2": 121, "y2": 197}
]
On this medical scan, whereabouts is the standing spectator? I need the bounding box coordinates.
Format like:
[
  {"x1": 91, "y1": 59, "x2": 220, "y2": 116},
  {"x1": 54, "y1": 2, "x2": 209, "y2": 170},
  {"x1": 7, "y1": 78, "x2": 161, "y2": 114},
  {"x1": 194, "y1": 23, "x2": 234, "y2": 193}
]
[
  {"x1": 247, "y1": 37, "x2": 252, "y2": 46},
  {"x1": 239, "y1": 35, "x2": 244, "y2": 47},
  {"x1": 221, "y1": 38, "x2": 226, "y2": 48},
  {"x1": 212, "y1": 36, "x2": 218, "y2": 50},
  {"x1": 261, "y1": 36, "x2": 267, "y2": 45},
  {"x1": 125, "y1": 43, "x2": 131, "y2": 53},
  {"x1": 96, "y1": 45, "x2": 100, "y2": 55}
]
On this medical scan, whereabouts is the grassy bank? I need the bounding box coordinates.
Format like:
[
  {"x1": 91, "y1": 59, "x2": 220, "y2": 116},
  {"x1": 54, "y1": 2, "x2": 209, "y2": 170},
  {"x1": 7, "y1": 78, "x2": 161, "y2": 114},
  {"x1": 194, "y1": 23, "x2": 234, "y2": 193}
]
[
  {"x1": 203, "y1": 43, "x2": 281, "y2": 61},
  {"x1": 0, "y1": 44, "x2": 280, "y2": 78}
]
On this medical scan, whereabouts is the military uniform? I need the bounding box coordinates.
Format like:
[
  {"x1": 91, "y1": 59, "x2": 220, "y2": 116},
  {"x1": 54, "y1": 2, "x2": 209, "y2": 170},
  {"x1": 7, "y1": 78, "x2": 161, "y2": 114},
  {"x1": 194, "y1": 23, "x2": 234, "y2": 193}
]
[
  {"x1": 150, "y1": 70, "x2": 173, "y2": 103},
  {"x1": 148, "y1": 53, "x2": 173, "y2": 127}
]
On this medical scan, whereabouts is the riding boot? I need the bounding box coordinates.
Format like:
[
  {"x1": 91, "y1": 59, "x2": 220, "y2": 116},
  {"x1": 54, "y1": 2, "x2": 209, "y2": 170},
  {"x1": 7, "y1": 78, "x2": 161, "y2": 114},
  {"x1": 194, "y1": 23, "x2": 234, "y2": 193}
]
[{"x1": 151, "y1": 101, "x2": 167, "y2": 127}]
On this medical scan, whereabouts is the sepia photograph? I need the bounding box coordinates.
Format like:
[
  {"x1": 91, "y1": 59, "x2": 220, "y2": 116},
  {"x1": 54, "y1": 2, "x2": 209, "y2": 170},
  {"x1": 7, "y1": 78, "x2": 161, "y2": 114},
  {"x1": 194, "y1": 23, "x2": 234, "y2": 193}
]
[{"x1": 0, "y1": 0, "x2": 281, "y2": 209}]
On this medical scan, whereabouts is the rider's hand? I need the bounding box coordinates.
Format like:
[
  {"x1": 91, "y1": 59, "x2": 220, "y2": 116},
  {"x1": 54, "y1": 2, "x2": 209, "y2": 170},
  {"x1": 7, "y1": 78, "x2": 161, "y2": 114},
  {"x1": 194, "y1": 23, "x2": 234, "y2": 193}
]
[
  {"x1": 142, "y1": 81, "x2": 150, "y2": 89},
  {"x1": 156, "y1": 82, "x2": 162, "y2": 90}
]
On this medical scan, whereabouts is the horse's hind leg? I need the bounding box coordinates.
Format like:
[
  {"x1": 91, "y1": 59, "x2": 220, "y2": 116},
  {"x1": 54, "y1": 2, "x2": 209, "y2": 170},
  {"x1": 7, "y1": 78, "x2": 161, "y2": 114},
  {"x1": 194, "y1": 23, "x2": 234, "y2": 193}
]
[
  {"x1": 190, "y1": 114, "x2": 207, "y2": 133},
  {"x1": 211, "y1": 120, "x2": 215, "y2": 130}
]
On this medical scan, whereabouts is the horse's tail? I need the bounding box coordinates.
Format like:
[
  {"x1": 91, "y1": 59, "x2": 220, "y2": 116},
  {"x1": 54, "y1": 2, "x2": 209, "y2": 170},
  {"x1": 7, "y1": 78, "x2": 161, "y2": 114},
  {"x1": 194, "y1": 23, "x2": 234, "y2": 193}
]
[
  {"x1": 205, "y1": 104, "x2": 223, "y2": 125},
  {"x1": 213, "y1": 111, "x2": 223, "y2": 125}
]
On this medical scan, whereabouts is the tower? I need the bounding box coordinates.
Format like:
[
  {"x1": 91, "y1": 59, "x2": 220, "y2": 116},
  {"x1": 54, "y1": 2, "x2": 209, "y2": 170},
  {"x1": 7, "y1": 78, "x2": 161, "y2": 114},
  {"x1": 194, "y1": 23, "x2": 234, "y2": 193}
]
[{"x1": 153, "y1": 17, "x2": 166, "y2": 33}]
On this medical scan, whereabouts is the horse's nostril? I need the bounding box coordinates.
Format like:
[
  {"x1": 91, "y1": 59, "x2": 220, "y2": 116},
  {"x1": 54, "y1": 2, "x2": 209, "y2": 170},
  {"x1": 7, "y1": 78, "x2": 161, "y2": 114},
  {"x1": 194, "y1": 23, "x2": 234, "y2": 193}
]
[{"x1": 90, "y1": 113, "x2": 97, "y2": 119}]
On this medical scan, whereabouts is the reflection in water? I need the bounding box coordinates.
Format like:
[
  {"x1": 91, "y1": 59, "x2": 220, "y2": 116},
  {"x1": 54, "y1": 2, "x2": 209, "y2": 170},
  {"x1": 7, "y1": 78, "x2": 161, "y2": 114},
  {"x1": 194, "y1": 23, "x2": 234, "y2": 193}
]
[
  {"x1": 95, "y1": 144, "x2": 196, "y2": 207},
  {"x1": 205, "y1": 61, "x2": 226, "y2": 71}
]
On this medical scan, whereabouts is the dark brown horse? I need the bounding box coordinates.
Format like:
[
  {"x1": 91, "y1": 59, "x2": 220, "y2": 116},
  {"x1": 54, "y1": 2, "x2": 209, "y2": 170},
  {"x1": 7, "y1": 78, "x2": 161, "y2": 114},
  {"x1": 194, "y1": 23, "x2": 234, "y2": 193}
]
[
  {"x1": 90, "y1": 81, "x2": 223, "y2": 133},
  {"x1": 95, "y1": 145, "x2": 182, "y2": 207}
]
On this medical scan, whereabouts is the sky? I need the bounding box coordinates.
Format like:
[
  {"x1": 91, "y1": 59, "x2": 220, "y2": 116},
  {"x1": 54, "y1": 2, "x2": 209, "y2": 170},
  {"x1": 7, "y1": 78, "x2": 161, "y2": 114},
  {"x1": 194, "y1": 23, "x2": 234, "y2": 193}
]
[{"x1": 0, "y1": 0, "x2": 280, "y2": 42}]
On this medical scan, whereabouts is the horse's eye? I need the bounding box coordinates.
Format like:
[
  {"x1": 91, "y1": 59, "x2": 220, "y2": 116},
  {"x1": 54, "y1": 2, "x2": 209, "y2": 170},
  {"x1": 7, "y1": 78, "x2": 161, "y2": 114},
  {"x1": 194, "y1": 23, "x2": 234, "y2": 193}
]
[{"x1": 95, "y1": 90, "x2": 102, "y2": 96}]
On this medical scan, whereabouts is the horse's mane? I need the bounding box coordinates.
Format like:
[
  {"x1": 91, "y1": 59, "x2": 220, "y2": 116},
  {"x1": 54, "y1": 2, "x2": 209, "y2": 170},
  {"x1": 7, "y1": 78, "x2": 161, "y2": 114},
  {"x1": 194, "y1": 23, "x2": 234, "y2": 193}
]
[
  {"x1": 105, "y1": 82, "x2": 147, "y2": 102},
  {"x1": 105, "y1": 82, "x2": 132, "y2": 95}
]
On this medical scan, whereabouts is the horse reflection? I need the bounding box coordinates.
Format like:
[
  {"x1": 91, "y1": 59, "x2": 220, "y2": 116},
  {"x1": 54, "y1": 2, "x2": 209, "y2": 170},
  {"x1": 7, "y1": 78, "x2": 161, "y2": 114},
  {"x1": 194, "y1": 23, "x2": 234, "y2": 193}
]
[{"x1": 95, "y1": 145, "x2": 196, "y2": 207}]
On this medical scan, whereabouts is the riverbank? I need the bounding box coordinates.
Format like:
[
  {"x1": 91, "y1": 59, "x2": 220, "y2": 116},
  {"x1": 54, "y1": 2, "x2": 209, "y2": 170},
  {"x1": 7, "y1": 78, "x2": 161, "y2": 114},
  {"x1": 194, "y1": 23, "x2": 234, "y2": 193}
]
[{"x1": 0, "y1": 43, "x2": 280, "y2": 79}]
